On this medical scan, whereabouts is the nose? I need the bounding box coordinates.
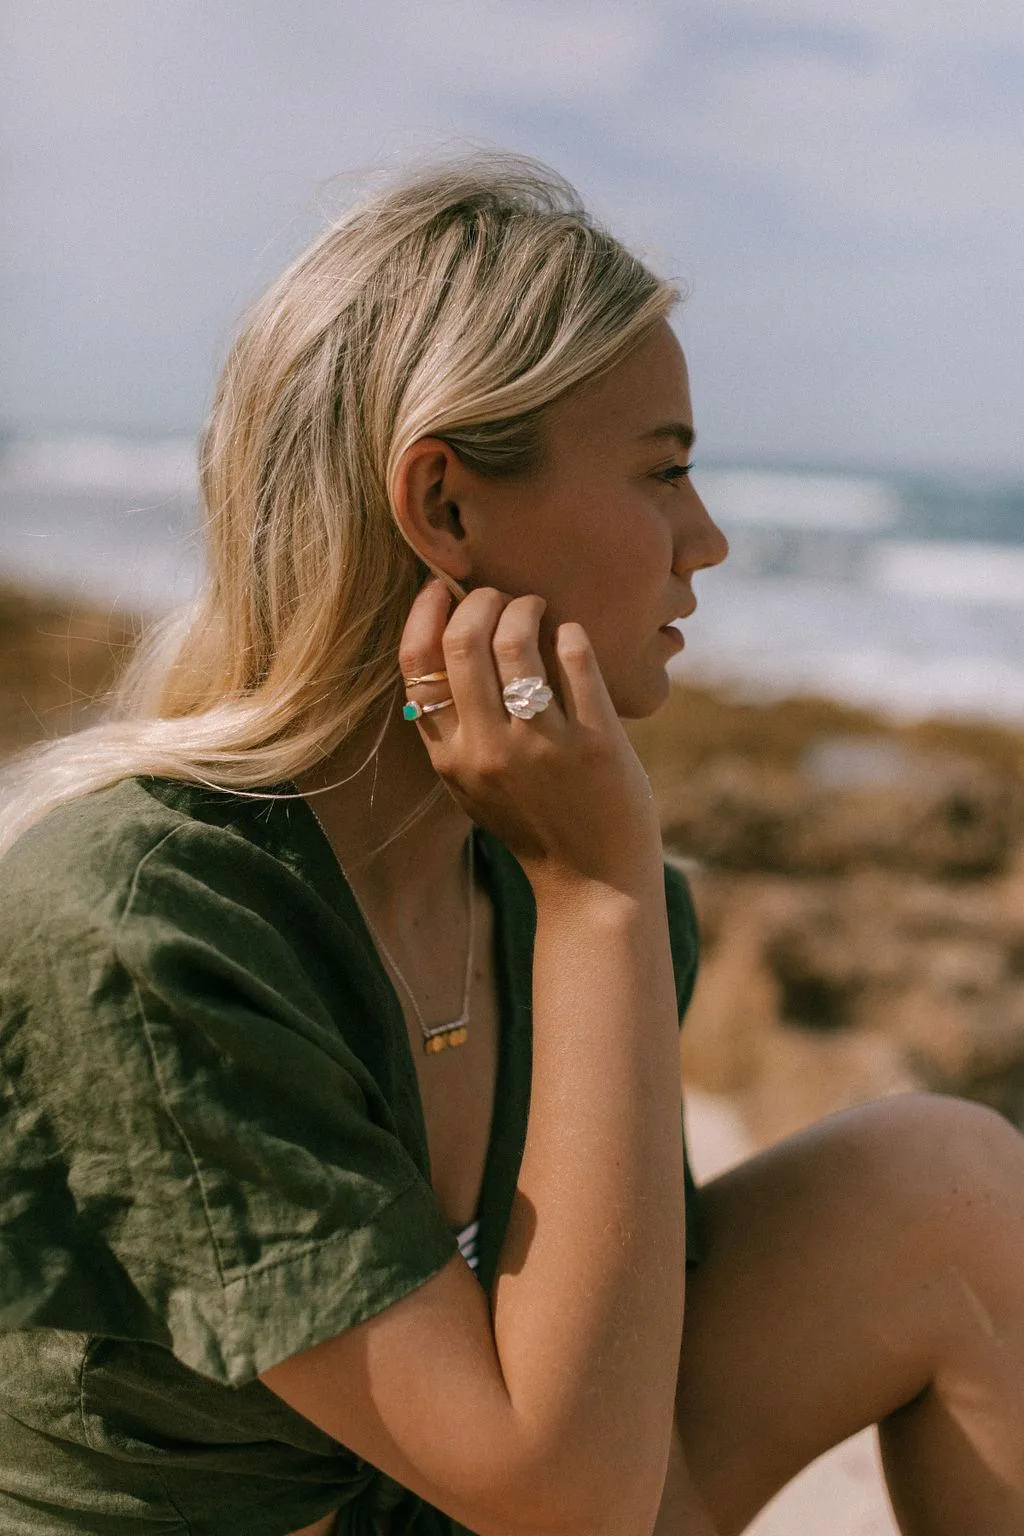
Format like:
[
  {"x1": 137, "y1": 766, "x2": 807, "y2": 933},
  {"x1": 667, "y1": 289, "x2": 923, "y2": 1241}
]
[{"x1": 674, "y1": 484, "x2": 729, "y2": 577}]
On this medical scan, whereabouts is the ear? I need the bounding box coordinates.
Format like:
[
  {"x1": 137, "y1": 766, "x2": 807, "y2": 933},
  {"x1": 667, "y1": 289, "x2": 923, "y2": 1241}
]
[{"x1": 391, "y1": 437, "x2": 474, "y2": 584}]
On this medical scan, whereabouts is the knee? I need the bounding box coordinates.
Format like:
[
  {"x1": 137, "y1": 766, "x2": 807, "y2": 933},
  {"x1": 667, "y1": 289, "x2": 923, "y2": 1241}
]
[{"x1": 850, "y1": 1091, "x2": 1024, "y2": 1250}]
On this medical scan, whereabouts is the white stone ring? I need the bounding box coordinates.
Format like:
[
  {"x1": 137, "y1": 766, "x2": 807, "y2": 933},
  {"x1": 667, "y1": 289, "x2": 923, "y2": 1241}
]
[{"x1": 502, "y1": 675, "x2": 554, "y2": 721}]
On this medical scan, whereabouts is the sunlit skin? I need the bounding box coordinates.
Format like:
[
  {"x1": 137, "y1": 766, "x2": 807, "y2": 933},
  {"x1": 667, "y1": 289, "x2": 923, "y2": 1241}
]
[
  {"x1": 296, "y1": 320, "x2": 726, "y2": 923},
  {"x1": 432, "y1": 319, "x2": 725, "y2": 721},
  {"x1": 290, "y1": 322, "x2": 1024, "y2": 1536}
]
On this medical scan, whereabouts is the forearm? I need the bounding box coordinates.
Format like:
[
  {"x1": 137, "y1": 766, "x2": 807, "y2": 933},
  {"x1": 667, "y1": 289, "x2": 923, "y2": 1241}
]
[{"x1": 491, "y1": 869, "x2": 687, "y2": 1531}]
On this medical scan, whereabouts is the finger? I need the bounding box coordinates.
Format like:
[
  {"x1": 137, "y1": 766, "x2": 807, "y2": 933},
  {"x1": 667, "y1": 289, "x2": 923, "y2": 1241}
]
[
  {"x1": 551, "y1": 621, "x2": 618, "y2": 731},
  {"x1": 439, "y1": 587, "x2": 515, "y2": 726},
  {"x1": 398, "y1": 577, "x2": 459, "y2": 737},
  {"x1": 399, "y1": 575, "x2": 454, "y2": 679},
  {"x1": 490, "y1": 595, "x2": 564, "y2": 731}
]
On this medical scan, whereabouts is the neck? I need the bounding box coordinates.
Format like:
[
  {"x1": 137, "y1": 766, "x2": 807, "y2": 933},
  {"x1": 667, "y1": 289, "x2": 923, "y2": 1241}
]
[{"x1": 294, "y1": 695, "x2": 473, "y2": 931}]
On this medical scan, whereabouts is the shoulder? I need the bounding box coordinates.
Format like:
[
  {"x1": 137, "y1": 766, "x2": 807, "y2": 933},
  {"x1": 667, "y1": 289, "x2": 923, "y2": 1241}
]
[
  {"x1": 0, "y1": 778, "x2": 358, "y2": 1057},
  {"x1": 0, "y1": 779, "x2": 197, "y2": 999},
  {"x1": 1, "y1": 775, "x2": 336, "y2": 940},
  {"x1": 1, "y1": 776, "x2": 189, "y2": 923}
]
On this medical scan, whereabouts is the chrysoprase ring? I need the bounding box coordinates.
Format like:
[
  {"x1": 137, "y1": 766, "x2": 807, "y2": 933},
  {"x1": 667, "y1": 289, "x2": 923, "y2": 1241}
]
[{"x1": 402, "y1": 695, "x2": 455, "y2": 722}]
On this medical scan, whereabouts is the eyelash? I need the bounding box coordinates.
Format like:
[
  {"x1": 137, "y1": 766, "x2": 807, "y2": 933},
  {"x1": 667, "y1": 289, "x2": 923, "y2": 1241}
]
[{"x1": 657, "y1": 463, "x2": 695, "y2": 485}]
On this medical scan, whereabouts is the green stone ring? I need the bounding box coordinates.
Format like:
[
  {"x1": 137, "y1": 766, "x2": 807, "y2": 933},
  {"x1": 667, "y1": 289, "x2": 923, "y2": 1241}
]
[{"x1": 402, "y1": 696, "x2": 455, "y2": 721}]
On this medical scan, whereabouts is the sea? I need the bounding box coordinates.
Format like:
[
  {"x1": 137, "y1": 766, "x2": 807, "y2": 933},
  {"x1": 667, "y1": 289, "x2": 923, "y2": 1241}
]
[{"x1": 1, "y1": 432, "x2": 1023, "y2": 726}]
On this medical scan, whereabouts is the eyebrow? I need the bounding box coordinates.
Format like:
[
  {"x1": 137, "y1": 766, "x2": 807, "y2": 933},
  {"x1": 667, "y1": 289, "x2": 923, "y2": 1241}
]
[{"x1": 637, "y1": 422, "x2": 696, "y2": 451}]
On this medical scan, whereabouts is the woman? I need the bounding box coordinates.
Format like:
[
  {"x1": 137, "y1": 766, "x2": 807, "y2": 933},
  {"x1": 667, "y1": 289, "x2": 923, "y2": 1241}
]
[{"x1": 1, "y1": 155, "x2": 1023, "y2": 1536}]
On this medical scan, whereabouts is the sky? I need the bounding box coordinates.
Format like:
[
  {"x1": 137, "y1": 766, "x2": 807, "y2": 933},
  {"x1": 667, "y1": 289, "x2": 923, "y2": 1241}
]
[{"x1": 3, "y1": 0, "x2": 1023, "y2": 478}]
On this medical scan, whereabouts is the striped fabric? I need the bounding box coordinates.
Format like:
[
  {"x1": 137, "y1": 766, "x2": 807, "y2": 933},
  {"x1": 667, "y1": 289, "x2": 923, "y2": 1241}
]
[{"x1": 454, "y1": 1218, "x2": 480, "y2": 1273}]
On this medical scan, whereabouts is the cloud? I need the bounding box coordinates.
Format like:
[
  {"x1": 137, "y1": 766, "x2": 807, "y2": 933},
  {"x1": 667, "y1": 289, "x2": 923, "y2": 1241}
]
[
  {"x1": 678, "y1": 49, "x2": 1023, "y2": 233},
  {"x1": 2, "y1": 0, "x2": 1022, "y2": 471},
  {"x1": 414, "y1": 0, "x2": 658, "y2": 99},
  {"x1": 715, "y1": 0, "x2": 1024, "y2": 48}
]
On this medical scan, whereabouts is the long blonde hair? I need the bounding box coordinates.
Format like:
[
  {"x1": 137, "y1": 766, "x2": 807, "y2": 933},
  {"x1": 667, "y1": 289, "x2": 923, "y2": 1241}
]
[{"x1": 0, "y1": 153, "x2": 678, "y2": 856}]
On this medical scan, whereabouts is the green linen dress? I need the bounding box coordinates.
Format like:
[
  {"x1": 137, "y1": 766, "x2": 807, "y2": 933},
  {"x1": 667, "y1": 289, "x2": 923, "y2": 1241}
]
[{"x1": 0, "y1": 776, "x2": 704, "y2": 1534}]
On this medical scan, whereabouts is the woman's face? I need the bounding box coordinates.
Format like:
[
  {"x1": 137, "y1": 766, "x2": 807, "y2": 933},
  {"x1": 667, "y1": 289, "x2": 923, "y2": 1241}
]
[{"x1": 463, "y1": 319, "x2": 729, "y2": 718}]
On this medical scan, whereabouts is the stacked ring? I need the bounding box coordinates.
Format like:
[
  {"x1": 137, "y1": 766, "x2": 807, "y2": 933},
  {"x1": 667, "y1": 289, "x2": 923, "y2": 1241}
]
[
  {"x1": 402, "y1": 696, "x2": 455, "y2": 721},
  {"x1": 403, "y1": 671, "x2": 449, "y2": 687},
  {"x1": 400, "y1": 669, "x2": 554, "y2": 723},
  {"x1": 401, "y1": 668, "x2": 454, "y2": 722}
]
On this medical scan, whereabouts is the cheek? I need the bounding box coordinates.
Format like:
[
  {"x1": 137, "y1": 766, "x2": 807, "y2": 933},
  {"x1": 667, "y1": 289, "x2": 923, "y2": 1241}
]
[
  {"x1": 483, "y1": 483, "x2": 668, "y2": 635},
  {"x1": 585, "y1": 498, "x2": 670, "y2": 605}
]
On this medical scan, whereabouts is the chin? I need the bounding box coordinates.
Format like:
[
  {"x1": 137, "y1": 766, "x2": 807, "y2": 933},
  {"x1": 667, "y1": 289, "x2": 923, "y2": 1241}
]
[{"x1": 609, "y1": 666, "x2": 673, "y2": 720}]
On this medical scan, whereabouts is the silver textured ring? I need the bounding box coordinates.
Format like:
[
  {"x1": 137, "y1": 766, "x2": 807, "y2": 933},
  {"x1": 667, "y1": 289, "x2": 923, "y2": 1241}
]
[
  {"x1": 402, "y1": 696, "x2": 455, "y2": 721},
  {"x1": 502, "y1": 675, "x2": 554, "y2": 721}
]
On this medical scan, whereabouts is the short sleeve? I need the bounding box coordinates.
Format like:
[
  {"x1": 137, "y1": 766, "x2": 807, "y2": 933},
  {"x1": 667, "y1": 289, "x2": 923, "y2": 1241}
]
[
  {"x1": 664, "y1": 857, "x2": 700, "y2": 1022},
  {"x1": 0, "y1": 823, "x2": 458, "y2": 1387},
  {"x1": 662, "y1": 857, "x2": 705, "y2": 1264}
]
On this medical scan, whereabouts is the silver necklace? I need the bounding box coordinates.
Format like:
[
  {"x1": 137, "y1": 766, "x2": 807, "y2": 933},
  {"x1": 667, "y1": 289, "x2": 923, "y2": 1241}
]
[{"x1": 307, "y1": 801, "x2": 475, "y2": 1055}]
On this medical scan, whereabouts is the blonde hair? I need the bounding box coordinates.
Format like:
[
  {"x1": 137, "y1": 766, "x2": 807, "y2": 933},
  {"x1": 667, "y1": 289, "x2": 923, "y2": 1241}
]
[{"x1": 0, "y1": 152, "x2": 678, "y2": 857}]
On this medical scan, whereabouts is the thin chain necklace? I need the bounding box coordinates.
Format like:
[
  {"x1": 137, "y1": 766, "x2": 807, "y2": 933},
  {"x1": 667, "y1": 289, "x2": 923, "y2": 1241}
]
[{"x1": 306, "y1": 801, "x2": 475, "y2": 1055}]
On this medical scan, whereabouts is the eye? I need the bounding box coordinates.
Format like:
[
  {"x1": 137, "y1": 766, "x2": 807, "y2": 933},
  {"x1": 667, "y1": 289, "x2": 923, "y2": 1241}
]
[{"x1": 656, "y1": 463, "x2": 694, "y2": 486}]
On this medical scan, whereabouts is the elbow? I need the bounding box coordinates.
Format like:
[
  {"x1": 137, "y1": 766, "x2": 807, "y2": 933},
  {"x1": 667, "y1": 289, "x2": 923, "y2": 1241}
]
[
  {"x1": 478, "y1": 1496, "x2": 661, "y2": 1536},
  {"x1": 467, "y1": 1440, "x2": 669, "y2": 1536}
]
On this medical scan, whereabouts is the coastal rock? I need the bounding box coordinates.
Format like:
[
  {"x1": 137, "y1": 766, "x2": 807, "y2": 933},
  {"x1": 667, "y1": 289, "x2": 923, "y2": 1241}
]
[
  {"x1": 657, "y1": 747, "x2": 1016, "y2": 879},
  {"x1": 676, "y1": 860, "x2": 1024, "y2": 1148}
]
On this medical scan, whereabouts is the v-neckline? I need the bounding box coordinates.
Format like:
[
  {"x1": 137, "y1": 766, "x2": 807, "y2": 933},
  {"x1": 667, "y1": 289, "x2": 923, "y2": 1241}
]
[{"x1": 288, "y1": 797, "x2": 524, "y2": 1289}]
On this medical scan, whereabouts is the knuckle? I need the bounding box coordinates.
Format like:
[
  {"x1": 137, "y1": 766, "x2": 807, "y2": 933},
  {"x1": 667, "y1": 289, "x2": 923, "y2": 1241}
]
[
  {"x1": 505, "y1": 593, "x2": 547, "y2": 616},
  {"x1": 398, "y1": 644, "x2": 432, "y2": 676},
  {"x1": 493, "y1": 632, "x2": 533, "y2": 665},
  {"x1": 462, "y1": 585, "x2": 507, "y2": 612},
  {"x1": 556, "y1": 629, "x2": 591, "y2": 664},
  {"x1": 471, "y1": 751, "x2": 507, "y2": 785},
  {"x1": 441, "y1": 629, "x2": 477, "y2": 664}
]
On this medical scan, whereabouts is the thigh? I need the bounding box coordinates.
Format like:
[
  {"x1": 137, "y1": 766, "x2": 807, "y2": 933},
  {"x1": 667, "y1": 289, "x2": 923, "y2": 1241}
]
[{"x1": 675, "y1": 1091, "x2": 1020, "y2": 1536}]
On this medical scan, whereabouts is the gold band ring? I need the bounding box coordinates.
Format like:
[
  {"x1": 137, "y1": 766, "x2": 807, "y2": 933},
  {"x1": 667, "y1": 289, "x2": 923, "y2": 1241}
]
[{"x1": 403, "y1": 670, "x2": 449, "y2": 687}]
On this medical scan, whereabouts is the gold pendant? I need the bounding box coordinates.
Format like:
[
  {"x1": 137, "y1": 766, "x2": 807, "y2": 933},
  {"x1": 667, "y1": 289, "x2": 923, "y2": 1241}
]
[{"x1": 423, "y1": 1025, "x2": 468, "y2": 1055}]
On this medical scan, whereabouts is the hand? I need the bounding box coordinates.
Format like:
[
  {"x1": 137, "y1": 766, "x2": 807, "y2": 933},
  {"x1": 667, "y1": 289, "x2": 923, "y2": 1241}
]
[{"x1": 398, "y1": 577, "x2": 663, "y2": 892}]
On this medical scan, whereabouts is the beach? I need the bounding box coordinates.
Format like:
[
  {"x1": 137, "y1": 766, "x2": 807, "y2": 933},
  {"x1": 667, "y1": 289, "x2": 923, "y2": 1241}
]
[
  {"x1": 4, "y1": 577, "x2": 1024, "y2": 1533},
  {"x1": 5, "y1": 574, "x2": 1024, "y2": 1186}
]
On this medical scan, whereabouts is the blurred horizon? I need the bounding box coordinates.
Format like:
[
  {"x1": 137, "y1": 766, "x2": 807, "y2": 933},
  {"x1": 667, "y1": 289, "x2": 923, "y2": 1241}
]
[
  {"x1": 3, "y1": 425, "x2": 1022, "y2": 725},
  {"x1": 4, "y1": 2, "x2": 1022, "y2": 724}
]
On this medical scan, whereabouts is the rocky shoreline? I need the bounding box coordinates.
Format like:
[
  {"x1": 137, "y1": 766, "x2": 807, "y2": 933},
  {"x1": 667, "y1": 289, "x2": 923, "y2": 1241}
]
[
  {"x1": 627, "y1": 680, "x2": 1024, "y2": 1148},
  {"x1": 4, "y1": 579, "x2": 1023, "y2": 1153}
]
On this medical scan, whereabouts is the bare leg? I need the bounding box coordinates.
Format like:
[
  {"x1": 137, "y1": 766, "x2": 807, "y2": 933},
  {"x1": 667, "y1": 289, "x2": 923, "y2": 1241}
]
[{"x1": 668, "y1": 1093, "x2": 1024, "y2": 1535}]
